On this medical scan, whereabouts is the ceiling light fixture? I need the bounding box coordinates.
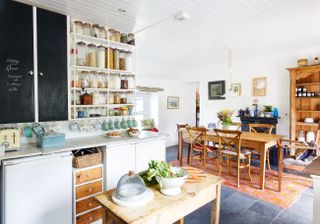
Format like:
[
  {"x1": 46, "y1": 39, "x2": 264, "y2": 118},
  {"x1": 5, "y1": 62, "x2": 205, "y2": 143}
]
[
  {"x1": 174, "y1": 12, "x2": 190, "y2": 21},
  {"x1": 222, "y1": 47, "x2": 238, "y2": 98}
]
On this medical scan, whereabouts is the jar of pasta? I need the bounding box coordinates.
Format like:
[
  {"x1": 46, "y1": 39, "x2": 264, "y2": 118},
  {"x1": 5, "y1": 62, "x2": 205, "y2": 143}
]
[
  {"x1": 119, "y1": 50, "x2": 126, "y2": 70},
  {"x1": 97, "y1": 45, "x2": 105, "y2": 68},
  {"x1": 73, "y1": 21, "x2": 83, "y2": 35},
  {"x1": 83, "y1": 23, "x2": 91, "y2": 36},
  {"x1": 87, "y1": 44, "x2": 97, "y2": 67},
  {"x1": 106, "y1": 48, "x2": 114, "y2": 69},
  {"x1": 108, "y1": 28, "x2": 116, "y2": 41},
  {"x1": 113, "y1": 48, "x2": 120, "y2": 70},
  {"x1": 114, "y1": 94, "x2": 121, "y2": 104},
  {"x1": 114, "y1": 30, "x2": 121, "y2": 42},
  {"x1": 99, "y1": 26, "x2": 106, "y2": 39},
  {"x1": 76, "y1": 42, "x2": 86, "y2": 66}
]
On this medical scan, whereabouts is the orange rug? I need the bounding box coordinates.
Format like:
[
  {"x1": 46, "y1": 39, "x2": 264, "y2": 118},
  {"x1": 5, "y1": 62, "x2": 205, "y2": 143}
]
[{"x1": 172, "y1": 159, "x2": 312, "y2": 208}]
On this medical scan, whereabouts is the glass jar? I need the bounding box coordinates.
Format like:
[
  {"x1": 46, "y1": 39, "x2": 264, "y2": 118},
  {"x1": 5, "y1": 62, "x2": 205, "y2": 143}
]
[
  {"x1": 87, "y1": 44, "x2": 97, "y2": 67},
  {"x1": 114, "y1": 30, "x2": 121, "y2": 42},
  {"x1": 83, "y1": 23, "x2": 91, "y2": 36},
  {"x1": 108, "y1": 28, "x2": 116, "y2": 41},
  {"x1": 120, "y1": 33, "x2": 128, "y2": 43},
  {"x1": 126, "y1": 51, "x2": 133, "y2": 72},
  {"x1": 113, "y1": 74, "x2": 121, "y2": 89},
  {"x1": 113, "y1": 48, "x2": 120, "y2": 70},
  {"x1": 109, "y1": 93, "x2": 114, "y2": 104},
  {"x1": 74, "y1": 73, "x2": 81, "y2": 87},
  {"x1": 119, "y1": 50, "x2": 126, "y2": 70},
  {"x1": 114, "y1": 94, "x2": 121, "y2": 104},
  {"x1": 127, "y1": 75, "x2": 135, "y2": 89},
  {"x1": 106, "y1": 48, "x2": 114, "y2": 69},
  {"x1": 76, "y1": 42, "x2": 86, "y2": 66},
  {"x1": 121, "y1": 76, "x2": 128, "y2": 89},
  {"x1": 97, "y1": 45, "x2": 105, "y2": 68},
  {"x1": 98, "y1": 72, "x2": 104, "y2": 88},
  {"x1": 89, "y1": 71, "x2": 98, "y2": 88},
  {"x1": 99, "y1": 26, "x2": 106, "y2": 39},
  {"x1": 109, "y1": 74, "x2": 114, "y2": 89},
  {"x1": 91, "y1": 24, "x2": 100, "y2": 37},
  {"x1": 120, "y1": 94, "x2": 127, "y2": 104},
  {"x1": 127, "y1": 93, "x2": 134, "y2": 104},
  {"x1": 128, "y1": 33, "x2": 135, "y2": 45},
  {"x1": 81, "y1": 71, "x2": 89, "y2": 88},
  {"x1": 73, "y1": 21, "x2": 83, "y2": 35}
]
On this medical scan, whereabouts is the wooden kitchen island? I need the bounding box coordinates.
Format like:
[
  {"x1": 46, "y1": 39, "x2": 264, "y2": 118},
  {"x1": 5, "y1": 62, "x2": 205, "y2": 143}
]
[{"x1": 95, "y1": 173, "x2": 223, "y2": 224}]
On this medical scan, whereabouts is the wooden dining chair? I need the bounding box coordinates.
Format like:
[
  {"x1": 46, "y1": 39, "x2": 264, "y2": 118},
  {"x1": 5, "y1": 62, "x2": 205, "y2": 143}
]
[
  {"x1": 177, "y1": 123, "x2": 191, "y2": 162},
  {"x1": 214, "y1": 129, "x2": 252, "y2": 188},
  {"x1": 249, "y1": 123, "x2": 275, "y2": 171},
  {"x1": 186, "y1": 127, "x2": 218, "y2": 167}
]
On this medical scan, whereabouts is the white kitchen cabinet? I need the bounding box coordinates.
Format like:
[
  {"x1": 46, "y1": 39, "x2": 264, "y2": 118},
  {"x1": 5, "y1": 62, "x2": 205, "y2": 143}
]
[
  {"x1": 105, "y1": 143, "x2": 136, "y2": 190},
  {"x1": 1, "y1": 152, "x2": 73, "y2": 224},
  {"x1": 135, "y1": 139, "x2": 166, "y2": 173}
]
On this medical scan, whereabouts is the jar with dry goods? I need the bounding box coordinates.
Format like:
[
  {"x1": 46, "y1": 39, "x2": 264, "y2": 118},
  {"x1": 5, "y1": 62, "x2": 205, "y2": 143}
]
[
  {"x1": 89, "y1": 72, "x2": 98, "y2": 88},
  {"x1": 114, "y1": 31, "x2": 121, "y2": 42},
  {"x1": 113, "y1": 48, "x2": 120, "y2": 70},
  {"x1": 73, "y1": 21, "x2": 83, "y2": 35},
  {"x1": 127, "y1": 75, "x2": 135, "y2": 89},
  {"x1": 92, "y1": 24, "x2": 100, "y2": 37},
  {"x1": 83, "y1": 23, "x2": 91, "y2": 36},
  {"x1": 114, "y1": 94, "x2": 121, "y2": 104},
  {"x1": 120, "y1": 94, "x2": 127, "y2": 104},
  {"x1": 113, "y1": 74, "x2": 121, "y2": 89},
  {"x1": 121, "y1": 76, "x2": 128, "y2": 89},
  {"x1": 128, "y1": 33, "x2": 135, "y2": 45},
  {"x1": 98, "y1": 72, "x2": 105, "y2": 88},
  {"x1": 106, "y1": 48, "x2": 114, "y2": 69},
  {"x1": 120, "y1": 33, "x2": 128, "y2": 43},
  {"x1": 99, "y1": 26, "x2": 106, "y2": 39},
  {"x1": 108, "y1": 28, "x2": 116, "y2": 41},
  {"x1": 81, "y1": 71, "x2": 90, "y2": 88},
  {"x1": 97, "y1": 45, "x2": 105, "y2": 68},
  {"x1": 87, "y1": 44, "x2": 97, "y2": 67},
  {"x1": 109, "y1": 93, "x2": 114, "y2": 104},
  {"x1": 119, "y1": 50, "x2": 126, "y2": 70},
  {"x1": 125, "y1": 51, "x2": 133, "y2": 71},
  {"x1": 76, "y1": 42, "x2": 86, "y2": 66}
]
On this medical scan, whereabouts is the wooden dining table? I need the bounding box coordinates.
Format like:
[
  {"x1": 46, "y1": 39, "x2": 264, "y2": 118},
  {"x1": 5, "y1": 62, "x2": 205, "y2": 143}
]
[{"x1": 178, "y1": 129, "x2": 284, "y2": 190}]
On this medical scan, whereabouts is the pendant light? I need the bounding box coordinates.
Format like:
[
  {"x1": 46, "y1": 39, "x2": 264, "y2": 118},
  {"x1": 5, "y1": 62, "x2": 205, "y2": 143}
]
[{"x1": 222, "y1": 47, "x2": 238, "y2": 97}]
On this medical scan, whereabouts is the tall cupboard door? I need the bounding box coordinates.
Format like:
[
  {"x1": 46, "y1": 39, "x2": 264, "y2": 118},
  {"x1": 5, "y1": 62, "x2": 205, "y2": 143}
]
[
  {"x1": 0, "y1": 0, "x2": 34, "y2": 123},
  {"x1": 135, "y1": 139, "x2": 166, "y2": 173},
  {"x1": 105, "y1": 143, "x2": 136, "y2": 190},
  {"x1": 37, "y1": 8, "x2": 68, "y2": 121}
]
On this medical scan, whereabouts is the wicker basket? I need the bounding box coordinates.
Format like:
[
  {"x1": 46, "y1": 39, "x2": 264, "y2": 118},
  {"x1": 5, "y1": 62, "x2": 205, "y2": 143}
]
[{"x1": 73, "y1": 148, "x2": 102, "y2": 168}]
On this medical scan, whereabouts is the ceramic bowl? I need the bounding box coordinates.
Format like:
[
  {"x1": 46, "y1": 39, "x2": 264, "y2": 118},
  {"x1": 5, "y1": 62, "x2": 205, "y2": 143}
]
[{"x1": 304, "y1": 118, "x2": 314, "y2": 123}]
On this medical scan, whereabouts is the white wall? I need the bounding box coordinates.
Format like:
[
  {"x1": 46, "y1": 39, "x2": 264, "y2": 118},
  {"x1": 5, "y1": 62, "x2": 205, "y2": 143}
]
[{"x1": 181, "y1": 45, "x2": 320, "y2": 137}]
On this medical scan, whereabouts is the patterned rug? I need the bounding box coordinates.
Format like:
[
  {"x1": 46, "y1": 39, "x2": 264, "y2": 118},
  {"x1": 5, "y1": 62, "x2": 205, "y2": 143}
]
[{"x1": 171, "y1": 158, "x2": 312, "y2": 208}]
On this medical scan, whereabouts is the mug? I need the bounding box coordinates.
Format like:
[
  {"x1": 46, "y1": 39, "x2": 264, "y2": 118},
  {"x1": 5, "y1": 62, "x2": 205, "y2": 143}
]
[
  {"x1": 127, "y1": 119, "x2": 133, "y2": 128},
  {"x1": 114, "y1": 119, "x2": 121, "y2": 129},
  {"x1": 101, "y1": 121, "x2": 109, "y2": 131},
  {"x1": 121, "y1": 119, "x2": 128, "y2": 129},
  {"x1": 108, "y1": 120, "x2": 114, "y2": 130},
  {"x1": 23, "y1": 126, "x2": 33, "y2": 138}
]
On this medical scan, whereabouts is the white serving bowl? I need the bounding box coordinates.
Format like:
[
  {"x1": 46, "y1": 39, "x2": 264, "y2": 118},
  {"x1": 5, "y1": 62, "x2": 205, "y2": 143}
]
[
  {"x1": 304, "y1": 117, "x2": 314, "y2": 123},
  {"x1": 156, "y1": 167, "x2": 188, "y2": 196}
]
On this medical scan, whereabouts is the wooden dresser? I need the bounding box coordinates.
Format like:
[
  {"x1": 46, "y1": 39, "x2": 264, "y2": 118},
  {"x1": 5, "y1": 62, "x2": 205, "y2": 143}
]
[{"x1": 73, "y1": 164, "x2": 104, "y2": 224}]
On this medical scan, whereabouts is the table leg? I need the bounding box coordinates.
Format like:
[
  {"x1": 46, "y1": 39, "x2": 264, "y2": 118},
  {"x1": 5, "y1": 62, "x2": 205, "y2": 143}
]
[
  {"x1": 178, "y1": 131, "x2": 183, "y2": 166},
  {"x1": 259, "y1": 143, "x2": 267, "y2": 190},
  {"x1": 179, "y1": 218, "x2": 184, "y2": 224},
  {"x1": 211, "y1": 184, "x2": 221, "y2": 224},
  {"x1": 103, "y1": 209, "x2": 112, "y2": 224},
  {"x1": 278, "y1": 142, "x2": 283, "y2": 192}
]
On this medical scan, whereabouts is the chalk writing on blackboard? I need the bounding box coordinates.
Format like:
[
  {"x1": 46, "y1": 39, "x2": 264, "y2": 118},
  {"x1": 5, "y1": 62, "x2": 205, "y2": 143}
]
[{"x1": 5, "y1": 59, "x2": 22, "y2": 92}]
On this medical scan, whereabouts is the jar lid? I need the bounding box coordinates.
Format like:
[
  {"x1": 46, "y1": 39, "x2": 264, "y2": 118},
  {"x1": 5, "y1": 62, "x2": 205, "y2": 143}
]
[
  {"x1": 108, "y1": 28, "x2": 115, "y2": 32},
  {"x1": 128, "y1": 33, "x2": 134, "y2": 36},
  {"x1": 74, "y1": 20, "x2": 83, "y2": 25},
  {"x1": 92, "y1": 24, "x2": 100, "y2": 28},
  {"x1": 98, "y1": 72, "x2": 105, "y2": 75},
  {"x1": 121, "y1": 32, "x2": 127, "y2": 36},
  {"x1": 83, "y1": 23, "x2": 91, "y2": 27},
  {"x1": 99, "y1": 26, "x2": 106, "y2": 31},
  {"x1": 98, "y1": 45, "x2": 105, "y2": 48},
  {"x1": 90, "y1": 71, "x2": 97, "y2": 74},
  {"x1": 77, "y1": 41, "x2": 86, "y2": 46},
  {"x1": 88, "y1": 43, "x2": 97, "y2": 47}
]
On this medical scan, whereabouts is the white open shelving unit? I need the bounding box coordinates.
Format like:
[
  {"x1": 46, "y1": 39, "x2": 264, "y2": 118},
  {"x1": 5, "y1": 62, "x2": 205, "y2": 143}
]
[{"x1": 69, "y1": 22, "x2": 137, "y2": 121}]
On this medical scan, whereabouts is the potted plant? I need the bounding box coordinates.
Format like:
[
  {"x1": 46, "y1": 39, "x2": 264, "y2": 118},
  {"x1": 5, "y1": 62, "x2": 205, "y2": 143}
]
[
  {"x1": 263, "y1": 105, "x2": 273, "y2": 117},
  {"x1": 217, "y1": 109, "x2": 235, "y2": 129}
]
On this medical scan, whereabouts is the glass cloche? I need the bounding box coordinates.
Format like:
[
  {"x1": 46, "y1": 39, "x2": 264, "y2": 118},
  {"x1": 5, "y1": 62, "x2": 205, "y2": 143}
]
[{"x1": 112, "y1": 171, "x2": 153, "y2": 207}]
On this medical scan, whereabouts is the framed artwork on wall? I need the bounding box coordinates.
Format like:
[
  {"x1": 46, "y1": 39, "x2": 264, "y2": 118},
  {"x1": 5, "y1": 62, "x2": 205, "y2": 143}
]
[
  {"x1": 208, "y1": 80, "x2": 225, "y2": 100},
  {"x1": 167, "y1": 96, "x2": 179, "y2": 109},
  {"x1": 252, "y1": 77, "x2": 267, "y2": 96},
  {"x1": 231, "y1": 83, "x2": 241, "y2": 96}
]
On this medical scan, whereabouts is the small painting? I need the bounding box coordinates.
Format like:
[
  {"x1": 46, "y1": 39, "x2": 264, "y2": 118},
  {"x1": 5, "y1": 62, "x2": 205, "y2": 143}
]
[
  {"x1": 167, "y1": 96, "x2": 179, "y2": 109},
  {"x1": 252, "y1": 77, "x2": 267, "y2": 96},
  {"x1": 208, "y1": 81, "x2": 225, "y2": 100},
  {"x1": 231, "y1": 83, "x2": 241, "y2": 96}
]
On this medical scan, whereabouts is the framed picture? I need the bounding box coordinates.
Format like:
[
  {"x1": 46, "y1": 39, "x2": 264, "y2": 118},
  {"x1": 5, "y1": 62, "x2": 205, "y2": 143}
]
[
  {"x1": 252, "y1": 77, "x2": 267, "y2": 96},
  {"x1": 208, "y1": 81, "x2": 225, "y2": 100},
  {"x1": 167, "y1": 96, "x2": 179, "y2": 109},
  {"x1": 231, "y1": 83, "x2": 241, "y2": 96}
]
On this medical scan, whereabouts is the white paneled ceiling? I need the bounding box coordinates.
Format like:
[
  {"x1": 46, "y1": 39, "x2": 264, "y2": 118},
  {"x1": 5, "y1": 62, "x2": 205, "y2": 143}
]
[{"x1": 17, "y1": 0, "x2": 320, "y2": 68}]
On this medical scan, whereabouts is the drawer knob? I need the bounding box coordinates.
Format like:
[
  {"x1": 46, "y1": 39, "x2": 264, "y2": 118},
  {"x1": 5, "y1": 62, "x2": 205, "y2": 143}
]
[
  {"x1": 88, "y1": 202, "x2": 93, "y2": 207},
  {"x1": 88, "y1": 216, "x2": 93, "y2": 221},
  {"x1": 88, "y1": 187, "x2": 93, "y2": 193},
  {"x1": 86, "y1": 174, "x2": 91, "y2": 178}
]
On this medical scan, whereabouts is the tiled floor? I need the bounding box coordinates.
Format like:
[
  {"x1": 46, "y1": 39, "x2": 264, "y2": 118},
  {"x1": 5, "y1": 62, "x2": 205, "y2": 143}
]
[{"x1": 166, "y1": 145, "x2": 313, "y2": 224}]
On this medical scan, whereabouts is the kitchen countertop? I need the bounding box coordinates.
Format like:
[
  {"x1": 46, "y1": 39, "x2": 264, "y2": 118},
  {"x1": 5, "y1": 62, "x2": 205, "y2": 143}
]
[{"x1": 0, "y1": 132, "x2": 167, "y2": 162}]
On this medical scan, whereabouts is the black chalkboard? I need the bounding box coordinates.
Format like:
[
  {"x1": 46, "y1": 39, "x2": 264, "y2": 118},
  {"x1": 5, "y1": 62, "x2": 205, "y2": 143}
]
[
  {"x1": 0, "y1": 1, "x2": 34, "y2": 124},
  {"x1": 37, "y1": 8, "x2": 68, "y2": 122}
]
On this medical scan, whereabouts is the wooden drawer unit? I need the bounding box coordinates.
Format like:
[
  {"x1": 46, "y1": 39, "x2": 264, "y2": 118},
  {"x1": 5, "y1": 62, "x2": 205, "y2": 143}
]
[
  {"x1": 76, "y1": 180, "x2": 102, "y2": 200},
  {"x1": 75, "y1": 167, "x2": 102, "y2": 185},
  {"x1": 76, "y1": 196, "x2": 100, "y2": 215},
  {"x1": 76, "y1": 207, "x2": 103, "y2": 224}
]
